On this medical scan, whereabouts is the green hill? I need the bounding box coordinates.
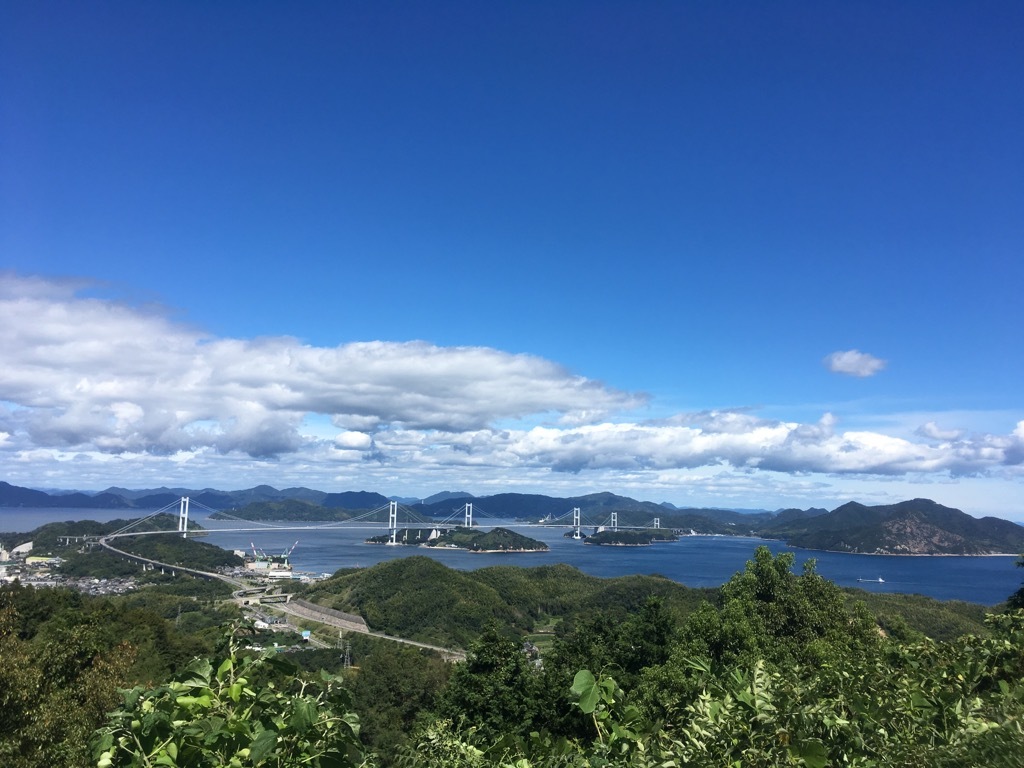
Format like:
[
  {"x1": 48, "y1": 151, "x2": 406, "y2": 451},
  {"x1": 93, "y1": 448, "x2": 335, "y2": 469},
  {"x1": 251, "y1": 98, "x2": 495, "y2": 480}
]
[
  {"x1": 299, "y1": 556, "x2": 522, "y2": 648},
  {"x1": 762, "y1": 498, "x2": 1024, "y2": 554},
  {"x1": 299, "y1": 557, "x2": 715, "y2": 648},
  {"x1": 426, "y1": 526, "x2": 548, "y2": 551}
]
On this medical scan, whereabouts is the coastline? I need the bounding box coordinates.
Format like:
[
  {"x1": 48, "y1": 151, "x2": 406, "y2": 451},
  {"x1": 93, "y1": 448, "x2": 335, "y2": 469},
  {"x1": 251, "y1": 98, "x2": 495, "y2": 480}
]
[
  {"x1": 681, "y1": 533, "x2": 1021, "y2": 557},
  {"x1": 466, "y1": 547, "x2": 549, "y2": 554}
]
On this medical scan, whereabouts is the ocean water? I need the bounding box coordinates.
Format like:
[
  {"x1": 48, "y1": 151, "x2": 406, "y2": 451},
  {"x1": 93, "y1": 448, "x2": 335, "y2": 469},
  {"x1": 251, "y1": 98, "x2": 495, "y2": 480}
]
[{"x1": 3, "y1": 508, "x2": 1020, "y2": 606}]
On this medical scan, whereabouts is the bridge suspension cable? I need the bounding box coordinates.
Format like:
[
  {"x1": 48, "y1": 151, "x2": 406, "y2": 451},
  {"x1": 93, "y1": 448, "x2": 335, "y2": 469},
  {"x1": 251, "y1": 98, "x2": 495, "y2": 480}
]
[{"x1": 106, "y1": 499, "x2": 182, "y2": 536}]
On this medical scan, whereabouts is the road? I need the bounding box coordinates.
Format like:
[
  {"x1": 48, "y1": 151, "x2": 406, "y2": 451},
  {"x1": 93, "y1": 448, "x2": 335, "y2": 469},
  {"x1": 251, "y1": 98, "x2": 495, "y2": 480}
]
[{"x1": 98, "y1": 536, "x2": 466, "y2": 660}]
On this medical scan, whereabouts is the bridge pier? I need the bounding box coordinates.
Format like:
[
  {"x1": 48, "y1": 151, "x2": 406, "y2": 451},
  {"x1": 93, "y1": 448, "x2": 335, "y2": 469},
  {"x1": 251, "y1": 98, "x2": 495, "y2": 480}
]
[
  {"x1": 178, "y1": 496, "x2": 190, "y2": 538},
  {"x1": 387, "y1": 500, "x2": 398, "y2": 545},
  {"x1": 572, "y1": 507, "x2": 582, "y2": 539},
  {"x1": 611, "y1": 512, "x2": 618, "y2": 532},
  {"x1": 464, "y1": 503, "x2": 473, "y2": 528}
]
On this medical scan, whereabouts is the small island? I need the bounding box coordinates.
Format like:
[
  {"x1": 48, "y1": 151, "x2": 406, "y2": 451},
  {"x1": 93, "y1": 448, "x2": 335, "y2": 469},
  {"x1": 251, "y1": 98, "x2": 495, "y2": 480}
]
[
  {"x1": 585, "y1": 529, "x2": 679, "y2": 546},
  {"x1": 366, "y1": 526, "x2": 548, "y2": 553}
]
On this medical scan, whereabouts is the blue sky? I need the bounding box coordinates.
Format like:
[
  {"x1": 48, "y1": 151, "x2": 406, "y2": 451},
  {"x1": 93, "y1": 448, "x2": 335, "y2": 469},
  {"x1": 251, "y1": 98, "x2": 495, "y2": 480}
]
[{"x1": 2, "y1": 2, "x2": 1023, "y2": 518}]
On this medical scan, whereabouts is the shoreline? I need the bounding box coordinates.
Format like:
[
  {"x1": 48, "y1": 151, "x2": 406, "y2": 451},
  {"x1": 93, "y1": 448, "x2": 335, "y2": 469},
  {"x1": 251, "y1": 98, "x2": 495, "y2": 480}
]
[
  {"x1": 465, "y1": 547, "x2": 549, "y2": 554},
  {"x1": 362, "y1": 541, "x2": 548, "y2": 554},
  {"x1": 681, "y1": 533, "x2": 1021, "y2": 557}
]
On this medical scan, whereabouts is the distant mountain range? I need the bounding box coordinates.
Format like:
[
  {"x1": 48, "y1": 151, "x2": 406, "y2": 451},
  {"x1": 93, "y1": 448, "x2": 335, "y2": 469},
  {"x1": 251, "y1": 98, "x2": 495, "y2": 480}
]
[{"x1": 1, "y1": 481, "x2": 1021, "y2": 555}]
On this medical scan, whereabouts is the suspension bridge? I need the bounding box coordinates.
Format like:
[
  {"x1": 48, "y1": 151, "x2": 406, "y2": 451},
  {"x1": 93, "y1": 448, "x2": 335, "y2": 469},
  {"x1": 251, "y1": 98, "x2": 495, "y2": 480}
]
[
  {"x1": 101, "y1": 496, "x2": 670, "y2": 543},
  {"x1": 87, "y1": 498, "x2": 672, "y2": 661}
]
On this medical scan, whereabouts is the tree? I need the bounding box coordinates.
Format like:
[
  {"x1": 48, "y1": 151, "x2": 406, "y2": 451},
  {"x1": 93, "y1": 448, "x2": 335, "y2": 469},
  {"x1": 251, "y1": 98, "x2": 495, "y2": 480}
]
[
  {"x1": 689, "y1": 546, "x2": 877, "y2": 668},
  {"x1": 437, "y1": 623, "x2": 543, "y2": 743},
  {"x1": 1007, "y1": 555, "x2": 1024, "y2": 610},
  {"x1": 92, "y1": 625, "x2": 368, "y2": 768},
  {"x1": 349, "y1": 643, "x2": 450, "y2": 758},
  {"x1": 636, "y1": 547, "x2": 878, "y2": 723},
  {"x1": 0, "y1": 593, "x2": 134, "y2": 768}
]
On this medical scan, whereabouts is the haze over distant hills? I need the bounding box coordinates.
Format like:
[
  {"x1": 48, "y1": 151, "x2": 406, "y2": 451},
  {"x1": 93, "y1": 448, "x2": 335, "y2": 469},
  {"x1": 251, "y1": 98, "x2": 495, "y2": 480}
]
[{"x1": 2, "y1": 480, "x2": 1022, "y2": 556}]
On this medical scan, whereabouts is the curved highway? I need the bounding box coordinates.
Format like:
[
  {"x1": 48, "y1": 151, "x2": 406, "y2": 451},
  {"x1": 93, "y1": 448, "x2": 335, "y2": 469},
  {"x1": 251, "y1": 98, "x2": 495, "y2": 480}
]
[{"x1": 98, "y1": 535, "x2": 466, "y2": 661}]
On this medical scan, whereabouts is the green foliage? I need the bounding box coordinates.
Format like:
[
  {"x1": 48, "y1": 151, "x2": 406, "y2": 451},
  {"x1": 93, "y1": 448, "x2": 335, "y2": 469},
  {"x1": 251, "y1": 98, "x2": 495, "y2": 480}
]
[
  {"x1": 438, "y1": 624, "x2": 544, "y2": 743},
  {"x1": 111, "y1": 534, "x2": 244, "y2": 570},
  {"x1": 0, "y1": 581, "x2": 235, "y2": 766},
  {"x1": 367, "y1": 527, "x2": 548, "y2": 551},
  {"x1": 569, "y1": 670, "x2": 650, "y2": 757},
  {"x1": 10, "y1": 542, "x2": 1023, "y2": 768},
  {"x1": 396, "y1": 611, "x2": 1024, "y2": 767},
  {"x1": 852, "y1": 589, "x2": 990, "y2": 642},
  {"x1": 634, "y1": 547, "x2": 879, "y2": 723},
  {"x1": 1, "y1": 517, "x2": 179, "y2": 553},
  {"x1": 1007, "y1": 555, "x2": 1024, "y2": 610},
  {"x1": 427, "y1": 526, "x2": 548, "y2": 552},
  {"x1": 535, "y1": 596, "x2": 675, "y2": 741},
  {"x1": 348, "y1": 642, "x2": 451, "y2": 758},
  {"x1": 0, "y1": 588, "x2": 135, "y2": 768},
  {"x1": 661, "y1": 611, "x2": 1024, "y2": 767},
  {"x1": 466, "y1": 563, "x2": 593, "y2": 620},
  {"x1": 60, "y1": 548, "x2": 155, "y2": 577},
  {"x1": 760, "y1": 498, "x2": 1024, "y2": 555},
  {"x1": 697, "y1": 547, "x2": 877, "y2": 667},
  {"x1": 299, "y1": 558, "x2": 707, "y2": 652},
  {"x1": 92, "y1": 624, "x2": 369, "y2": 768},
  {"x1": 302, "y1": 557, "x2": 523, "y2": 648},
  {"x1": 584, "y1": 530, "x2": 677, "y2": 546}
]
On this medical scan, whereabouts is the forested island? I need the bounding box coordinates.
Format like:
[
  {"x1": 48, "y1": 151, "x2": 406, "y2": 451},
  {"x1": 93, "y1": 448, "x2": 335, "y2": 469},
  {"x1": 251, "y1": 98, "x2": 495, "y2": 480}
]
[
  {"x1": 585, "y1": 529, "x2": 679, "y2": 546},
  {"x1": 366, "y1": 526, "x2": 548, "y2": 552}
]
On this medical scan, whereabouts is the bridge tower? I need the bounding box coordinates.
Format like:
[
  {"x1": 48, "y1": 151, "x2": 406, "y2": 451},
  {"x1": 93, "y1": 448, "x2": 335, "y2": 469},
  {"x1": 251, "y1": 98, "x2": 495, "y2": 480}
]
[
  {"x1": 654, "y1": 517, "x2": 660, "y2": 529},
  {"x1": 178, "y1": 497, "x2": 190, "y2": 538},
  {"x1": 572, "y1": 507, "x2": 582, "y2": 539},
  {"x1": 464, "y1": 502, "x2": 473, "y2": 528},
  {"x1": 611, "y1": 511, "x2": 618, "y2": 532},
  {"x1": 388, "y1": 500, "x2": 398, "y2": 545}
]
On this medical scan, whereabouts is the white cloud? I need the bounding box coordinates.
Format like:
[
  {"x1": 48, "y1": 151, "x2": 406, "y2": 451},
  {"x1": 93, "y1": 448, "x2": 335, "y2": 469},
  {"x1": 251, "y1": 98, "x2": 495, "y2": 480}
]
[
  {"x1": 916, "y1": 421, "x2": 965, "y2": 441},
  {"x1": 824, "y1": 349, "x2": 887, "y2": 377},
  {"x1": 1, "y1": 274, "x2": 1023, "y2": 515},
  {"x1": 0, "y1": 274, "x2": 642, "y2": 459}
]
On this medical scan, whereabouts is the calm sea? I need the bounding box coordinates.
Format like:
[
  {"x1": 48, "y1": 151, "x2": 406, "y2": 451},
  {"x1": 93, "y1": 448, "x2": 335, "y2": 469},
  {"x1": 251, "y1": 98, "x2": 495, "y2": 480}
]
[{"x1": 3, "y1": 508, "x2": 1020, "y2": 606}]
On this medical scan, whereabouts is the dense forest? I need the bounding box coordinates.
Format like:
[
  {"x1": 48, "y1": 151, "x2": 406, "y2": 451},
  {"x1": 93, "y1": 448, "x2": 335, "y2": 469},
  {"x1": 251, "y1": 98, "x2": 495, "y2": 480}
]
[{"x1": 2, "y1": 544, "x2": 1024, "y2": 766}]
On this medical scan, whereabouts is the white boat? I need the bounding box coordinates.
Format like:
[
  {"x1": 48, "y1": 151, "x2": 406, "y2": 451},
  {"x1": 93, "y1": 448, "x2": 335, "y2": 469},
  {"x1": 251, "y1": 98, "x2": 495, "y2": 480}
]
[{"x1": 857, "y1": 576, "x2": 885, "y2": 583}]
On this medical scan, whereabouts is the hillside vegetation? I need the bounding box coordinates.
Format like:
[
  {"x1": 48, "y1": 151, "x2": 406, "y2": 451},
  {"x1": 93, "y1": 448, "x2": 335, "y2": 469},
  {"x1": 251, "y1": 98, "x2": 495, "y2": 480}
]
[
  {"x1": 764, "y1": 498, "x2": 1024, "y2": 554},
  {"x1": 298, "y1": 556, "x2": 713, "y2": 648},
  {"x1": 3, "y1": 540, "x2": 1023, "y2": 767},
  {"x1": 295, "y1": 556, "x2": 993, "y2": 650}
]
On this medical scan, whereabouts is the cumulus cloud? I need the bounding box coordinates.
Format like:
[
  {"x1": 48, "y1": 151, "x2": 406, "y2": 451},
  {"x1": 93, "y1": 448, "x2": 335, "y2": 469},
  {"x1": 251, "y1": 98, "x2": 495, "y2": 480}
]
[
  {"x1": 361, "y1": 413, "x2": 1024, "y2": 479},
  {"x1": 2, "y1": 275, "x2": 1022, "y2": 494},
  {"x1": 0, "y1": 274, "x2": 642, "y2": 458},
  {"x1": 916, "y1": 421, "x2": 966, "y2": 441},
  {"x1": 824, "y1": 349, "x2": 887, "y2": 377}
]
